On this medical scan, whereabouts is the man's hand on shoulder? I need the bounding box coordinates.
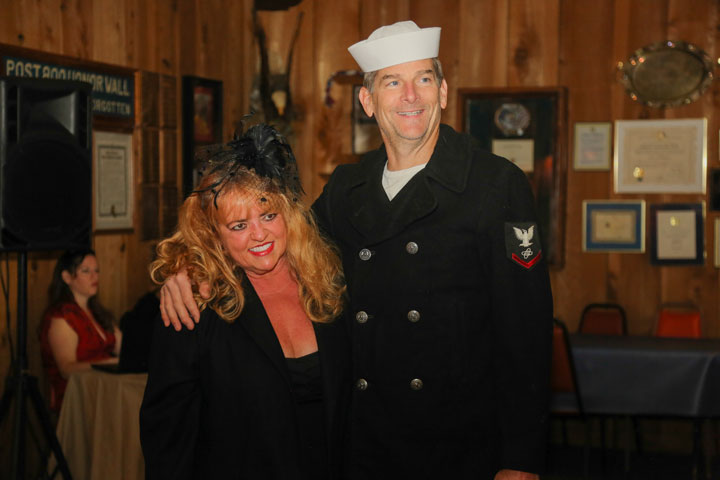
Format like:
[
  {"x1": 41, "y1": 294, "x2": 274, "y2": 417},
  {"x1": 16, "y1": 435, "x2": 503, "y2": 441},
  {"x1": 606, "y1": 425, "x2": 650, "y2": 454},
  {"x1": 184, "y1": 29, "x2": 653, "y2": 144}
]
[
  {"x1": 494, "y1": 470, "x2": 539, "y2": 480},
  {"x1": 159, "y1": 269, "x2": 210, "y2": 331}
]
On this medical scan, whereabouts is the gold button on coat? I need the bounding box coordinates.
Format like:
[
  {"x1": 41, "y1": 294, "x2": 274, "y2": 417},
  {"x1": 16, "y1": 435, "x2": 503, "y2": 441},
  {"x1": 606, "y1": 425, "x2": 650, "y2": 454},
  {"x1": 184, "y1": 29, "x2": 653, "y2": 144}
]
[
  {"x1": 356, "y1": 311, "x2": 369, "y2": 324},
  {"x1": 407, "y1": 310, "x2": 420, "y2": 322},
  {"x1": 355, "y1": 378, "x2": 368, "y2": 391},
  {"x1": 406, "y1": 242, "x2": 419, "y2": 254},
  {"x1": 410, "y1": 378, "x2": 423, "y2": 390}
]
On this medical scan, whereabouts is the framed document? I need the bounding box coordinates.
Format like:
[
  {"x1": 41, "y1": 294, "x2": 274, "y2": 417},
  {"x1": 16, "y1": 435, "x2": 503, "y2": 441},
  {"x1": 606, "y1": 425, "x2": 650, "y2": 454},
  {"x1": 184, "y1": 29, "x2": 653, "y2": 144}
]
[
  {"x1": 614, "y1": 118, "x2": 706, "y2": 193},
  {"x1": 491, "y1": 139, "x2": 534, "y2": 172},
  {"x1": 715, "y1": 218, "x2": 720, "y2": 268},
  {"x1": 458, "y1": 87, "x2": 567, "y2": 266},
  {"x1": 574, "y1": 122, "x2": 611, "y2": 171},
  {"x1": 94, "y1": 131, "x2": 134, "y2": 230},
  {"x1": 649, "y1": 203, "x2": 704, "y2": 265},
  {"x1": 582, "y1": 200, "x2": 645, "y2": 252}
]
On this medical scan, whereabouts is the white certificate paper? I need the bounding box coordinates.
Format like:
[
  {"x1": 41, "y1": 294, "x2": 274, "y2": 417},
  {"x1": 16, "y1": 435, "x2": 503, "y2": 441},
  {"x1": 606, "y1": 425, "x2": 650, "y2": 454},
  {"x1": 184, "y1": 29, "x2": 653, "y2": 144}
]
[
  {"x1": 615, "y1": 118, "x2": 706, "y2": 193},
  {"x1": 574, "y1": 122, "x2": 611, "y2": 170},
  {"x1": 592, "y1": 210, "x2": 636, "y2": 243},
  {"x1": 656, "y1": 210, "x2": 696, "y2": 259},
  {"x1": 94, "y1": 131, "x2": 134, "y2": 230},
  {"x1": 492, "y1": 139, "x2": 534, "y2": 172}
]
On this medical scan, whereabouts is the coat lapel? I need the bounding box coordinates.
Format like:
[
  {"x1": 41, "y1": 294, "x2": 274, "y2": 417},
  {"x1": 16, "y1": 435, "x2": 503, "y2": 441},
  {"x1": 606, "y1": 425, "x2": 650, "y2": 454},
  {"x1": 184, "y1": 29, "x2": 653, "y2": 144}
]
[
  {"x1": 234, "y1": 282, "x2": 291, "y2": 386},
  {"x1": 347, "y1": 152, "x2": 388, "y2": 240},
  {"x1": 381, "y1": 174, "x2": 438, "y2": 240},
  {"x1": 347, "y1": 149, "x2": 438, "y2": 245},
  {"x1": 347, "y1": 124, "x2": 473, "y2": 245}
]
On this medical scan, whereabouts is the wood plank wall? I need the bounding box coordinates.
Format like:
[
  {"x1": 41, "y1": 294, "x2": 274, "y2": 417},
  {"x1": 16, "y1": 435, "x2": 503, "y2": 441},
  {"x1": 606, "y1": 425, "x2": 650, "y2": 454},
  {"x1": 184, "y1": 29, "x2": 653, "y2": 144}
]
[
  {"x1": 0, "y1": 0, "x2": 719, "y2": 416},
  {"x1": 0, "y1": 0, "x2": 258, "y2": 397}
]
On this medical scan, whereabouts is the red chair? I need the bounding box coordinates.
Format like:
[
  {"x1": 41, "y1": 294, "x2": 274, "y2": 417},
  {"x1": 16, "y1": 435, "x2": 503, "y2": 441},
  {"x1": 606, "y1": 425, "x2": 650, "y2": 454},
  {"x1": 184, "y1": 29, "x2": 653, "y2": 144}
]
[
  {"x1": 551, "y1": 318, "x2": 589, "y2": 477},
  {"x1": 579, "y1": 303, "x2": 627, "y2": 336},
  {"x1": 654, "y1": 304, "x2": 702, "y2": 338},
  {"x1": 652, "y1": 304, "x2": 704, "y2": 471},
  {"x1": 552, "y1": 319, "x2": 582, "y2": 407}
]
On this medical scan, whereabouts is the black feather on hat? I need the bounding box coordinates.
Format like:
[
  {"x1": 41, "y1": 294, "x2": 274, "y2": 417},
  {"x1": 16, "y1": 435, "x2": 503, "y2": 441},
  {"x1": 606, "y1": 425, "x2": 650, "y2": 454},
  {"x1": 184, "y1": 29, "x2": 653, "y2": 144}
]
[{"x1": 193, "y1": 122, "x2": 303, "y2": 208}]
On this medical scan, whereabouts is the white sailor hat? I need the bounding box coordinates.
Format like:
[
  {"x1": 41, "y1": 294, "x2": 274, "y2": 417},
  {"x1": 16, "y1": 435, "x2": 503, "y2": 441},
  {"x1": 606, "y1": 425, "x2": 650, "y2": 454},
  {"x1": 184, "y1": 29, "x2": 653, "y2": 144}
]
[{"x1": 348, "y1": 20, "x2": 441, "y2": 73}]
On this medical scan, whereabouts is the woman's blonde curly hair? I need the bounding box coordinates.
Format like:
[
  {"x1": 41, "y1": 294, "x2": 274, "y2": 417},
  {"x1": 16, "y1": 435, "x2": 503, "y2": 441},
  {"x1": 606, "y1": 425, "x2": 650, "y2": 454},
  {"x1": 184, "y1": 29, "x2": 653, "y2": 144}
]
[{"x1": 150, "y1": 126, "x2": 345, "y2": 323}]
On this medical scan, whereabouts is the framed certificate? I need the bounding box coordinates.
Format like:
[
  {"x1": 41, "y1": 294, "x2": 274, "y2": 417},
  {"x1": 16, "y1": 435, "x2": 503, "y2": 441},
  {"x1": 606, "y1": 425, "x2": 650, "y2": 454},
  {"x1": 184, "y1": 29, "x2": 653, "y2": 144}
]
[
  {"x1": 614, "y1": 118, "x2": 706, "y2": 193},
  {"x1": 491, "y1": 139, "x2": 534, "y2": 172},
  {"x1": 649, "y1": 203, "x2": 704, "y2": 265},
  {"x1": 574, "y1": 122, "x2": 611, "y2": 171},
  {"x1": 582, "y1": 200, "x2": 645, "y2": 252},
  {"x1": 94, "y1": 131, "x2": 134, "y2": 231}
]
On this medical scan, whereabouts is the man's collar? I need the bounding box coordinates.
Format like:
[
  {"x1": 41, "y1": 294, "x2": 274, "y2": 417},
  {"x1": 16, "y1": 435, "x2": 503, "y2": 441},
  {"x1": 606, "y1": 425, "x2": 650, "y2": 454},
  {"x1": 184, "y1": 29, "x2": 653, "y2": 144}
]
[
  {"x1": 423, "y1": 124, "x2": 471, "y2": 193},
  {"x1": 348, "y1": 124, "x2": 472, "y2": 193}
]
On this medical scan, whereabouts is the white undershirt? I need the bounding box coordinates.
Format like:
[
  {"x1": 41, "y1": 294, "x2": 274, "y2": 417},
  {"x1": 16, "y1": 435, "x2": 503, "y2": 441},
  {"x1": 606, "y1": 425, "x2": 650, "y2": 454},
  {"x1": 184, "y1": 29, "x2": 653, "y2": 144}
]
[{"x1": 381, "y1": 162, "x2": 427, "y2": 200}]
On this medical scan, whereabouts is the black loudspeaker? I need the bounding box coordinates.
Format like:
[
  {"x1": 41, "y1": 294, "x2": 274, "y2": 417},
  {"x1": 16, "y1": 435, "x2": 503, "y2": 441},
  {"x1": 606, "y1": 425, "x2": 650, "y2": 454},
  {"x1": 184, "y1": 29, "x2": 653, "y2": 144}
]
[{"x1": 0, "y1": 77, "x2": 92, "y2": 250}]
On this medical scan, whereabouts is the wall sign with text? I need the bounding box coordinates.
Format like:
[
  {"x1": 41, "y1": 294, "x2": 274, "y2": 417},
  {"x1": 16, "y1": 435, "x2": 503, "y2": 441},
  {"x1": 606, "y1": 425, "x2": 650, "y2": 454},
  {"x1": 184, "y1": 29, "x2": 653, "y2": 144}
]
[{"x1": 2, "y1": 54, "x2": 134, "y2": 122}]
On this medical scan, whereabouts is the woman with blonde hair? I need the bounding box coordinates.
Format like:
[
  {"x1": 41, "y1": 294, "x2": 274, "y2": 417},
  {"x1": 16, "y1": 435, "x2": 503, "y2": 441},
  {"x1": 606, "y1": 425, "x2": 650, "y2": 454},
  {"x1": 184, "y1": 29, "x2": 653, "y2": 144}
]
[{"x1": 140, "y1": 124, "x2": 350, "y2": 480}]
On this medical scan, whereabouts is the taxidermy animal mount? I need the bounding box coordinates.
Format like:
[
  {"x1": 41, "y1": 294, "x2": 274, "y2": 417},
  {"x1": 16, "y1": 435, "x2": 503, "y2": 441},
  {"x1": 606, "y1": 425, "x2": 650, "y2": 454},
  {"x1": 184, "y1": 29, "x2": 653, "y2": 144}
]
[{"x1": 249, "y1": 8, "x2": 303, "y2": 138}]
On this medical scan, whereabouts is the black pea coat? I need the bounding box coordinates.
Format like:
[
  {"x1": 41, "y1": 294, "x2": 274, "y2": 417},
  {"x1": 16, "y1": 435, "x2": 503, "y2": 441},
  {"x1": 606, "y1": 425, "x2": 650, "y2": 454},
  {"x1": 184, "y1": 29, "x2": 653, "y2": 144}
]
[
  {"x1": 313, "y1": 124, "x2": 554, "y2": 479},
  {"x1": 139, "y1": 283, "x2": 351, "y2": 480}
]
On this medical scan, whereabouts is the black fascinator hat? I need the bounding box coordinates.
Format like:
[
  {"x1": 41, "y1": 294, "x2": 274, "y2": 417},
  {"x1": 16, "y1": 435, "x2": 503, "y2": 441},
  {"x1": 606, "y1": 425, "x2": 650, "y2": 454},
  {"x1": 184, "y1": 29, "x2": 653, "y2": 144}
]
[{"x1": 194, "y1": 123, "x2": 303, "y2": 208}]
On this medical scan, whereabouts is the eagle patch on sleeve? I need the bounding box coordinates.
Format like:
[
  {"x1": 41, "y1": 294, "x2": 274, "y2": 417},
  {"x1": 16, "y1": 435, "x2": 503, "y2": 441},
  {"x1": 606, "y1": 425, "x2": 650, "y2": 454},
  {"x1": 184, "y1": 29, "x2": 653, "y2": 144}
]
[{"x1": 505, "y1": 222, "x2": 542, "y2": 269}]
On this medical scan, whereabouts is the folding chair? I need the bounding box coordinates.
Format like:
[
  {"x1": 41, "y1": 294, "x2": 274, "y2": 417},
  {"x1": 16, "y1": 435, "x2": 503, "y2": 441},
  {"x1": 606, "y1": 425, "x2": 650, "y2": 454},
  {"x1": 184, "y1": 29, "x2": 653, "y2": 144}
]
[
  {"x1": 551, "y1": 318, "x2": 589, "y2": 478},
  {"x1": 655, "y1": 303, "x2": 702, "y2": 338},
  {"x1": 579, "y1": 303, "x2": 627, "y2": 336},
  {"x1": 654, "y1": 303, "x2": 705, "y2": 475},
  {"x1": 580, "y1": 303, "x2": 643, "y2": 464}
]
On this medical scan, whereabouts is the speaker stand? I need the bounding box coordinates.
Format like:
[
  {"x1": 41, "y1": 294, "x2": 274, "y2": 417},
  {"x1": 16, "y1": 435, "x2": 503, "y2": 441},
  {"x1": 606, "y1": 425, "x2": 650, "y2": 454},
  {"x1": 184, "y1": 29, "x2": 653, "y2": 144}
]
[{"x1": 0, "y1": 252, "x2": 73, "y2": 480}]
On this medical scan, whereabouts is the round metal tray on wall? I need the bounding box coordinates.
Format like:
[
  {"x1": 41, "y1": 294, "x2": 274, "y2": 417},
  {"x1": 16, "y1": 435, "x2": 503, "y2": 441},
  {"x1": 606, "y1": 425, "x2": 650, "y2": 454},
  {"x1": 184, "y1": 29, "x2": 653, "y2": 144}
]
[{"x1": 617, "y1": 40, "x2": 717, "y2": 108}]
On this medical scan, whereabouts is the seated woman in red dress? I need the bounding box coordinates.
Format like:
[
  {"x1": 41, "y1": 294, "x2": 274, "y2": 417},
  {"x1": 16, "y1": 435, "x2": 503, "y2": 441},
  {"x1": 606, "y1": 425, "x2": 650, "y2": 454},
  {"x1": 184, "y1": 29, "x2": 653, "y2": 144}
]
[{"x1": 39, "y1": 249, "x2": 122, "y2": 411}]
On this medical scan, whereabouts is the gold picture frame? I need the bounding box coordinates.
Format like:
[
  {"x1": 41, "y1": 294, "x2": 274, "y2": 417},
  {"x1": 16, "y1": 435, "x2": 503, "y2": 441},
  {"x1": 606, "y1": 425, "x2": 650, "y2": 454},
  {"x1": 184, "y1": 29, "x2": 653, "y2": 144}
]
[{"x1": 614, "y1": 118, "x2": 707, "y2": 194}]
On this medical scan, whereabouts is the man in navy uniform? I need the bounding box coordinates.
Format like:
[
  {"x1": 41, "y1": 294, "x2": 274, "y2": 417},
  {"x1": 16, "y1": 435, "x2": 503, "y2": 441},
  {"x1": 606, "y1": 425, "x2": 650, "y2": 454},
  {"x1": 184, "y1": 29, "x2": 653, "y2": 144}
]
[{"x1": 161, "y1": 20, "x2": 553, "y2": 480}]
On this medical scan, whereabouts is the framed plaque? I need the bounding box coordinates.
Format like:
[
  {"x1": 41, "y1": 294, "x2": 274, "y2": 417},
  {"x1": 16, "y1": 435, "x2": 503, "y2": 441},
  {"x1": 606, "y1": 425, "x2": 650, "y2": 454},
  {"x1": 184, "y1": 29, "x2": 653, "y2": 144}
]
[
  {"x1": 492, "y1": 139, "x2": 534, "y2": 172},
  {"x1": 182, "y1": 76, "x2": 223, "y2": 197},
  {"x1": 574, "y1": 122, "x2": 611, "y2": 171},
  {"x1": 582, "y1": 200, "x2": 645, "y2": 253},
  {"x1": 458, "y1": 87, "x2": 567, "y2": 266},
  {"x1": 614, "y1": 118, "x2": 706, "y2": 194},
  {"x1": 94, "y1": 131, "x2": 134, "y2": 231},
  {"x1": 649, "y1": 203, "x2": 704, "y2": 266}
]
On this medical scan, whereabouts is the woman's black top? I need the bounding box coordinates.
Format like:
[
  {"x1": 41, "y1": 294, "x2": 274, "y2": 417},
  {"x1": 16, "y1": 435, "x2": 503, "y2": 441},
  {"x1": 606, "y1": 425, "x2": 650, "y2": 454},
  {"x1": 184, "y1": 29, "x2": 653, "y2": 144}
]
[{"x1": 286, "y1": 351, "x2": 326, "y2": 479}]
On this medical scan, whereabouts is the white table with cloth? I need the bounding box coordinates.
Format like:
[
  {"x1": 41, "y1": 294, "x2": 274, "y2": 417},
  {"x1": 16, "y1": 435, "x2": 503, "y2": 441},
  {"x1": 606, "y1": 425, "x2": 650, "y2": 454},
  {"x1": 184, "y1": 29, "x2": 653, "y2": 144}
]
[{"x1": 52, "y1": 368, "x2": 147, "y2": 480}]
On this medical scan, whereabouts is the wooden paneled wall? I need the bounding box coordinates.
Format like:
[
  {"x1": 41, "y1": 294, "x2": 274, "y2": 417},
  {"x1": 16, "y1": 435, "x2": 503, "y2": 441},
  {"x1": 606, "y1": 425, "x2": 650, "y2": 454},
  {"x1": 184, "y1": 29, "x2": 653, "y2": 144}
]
[
  {"x1": 0, "y1": 0, "x2": 258, "y2": 394},
  {"x1": 0, "y1": 0, "x2": 719, "y2": 411}
]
